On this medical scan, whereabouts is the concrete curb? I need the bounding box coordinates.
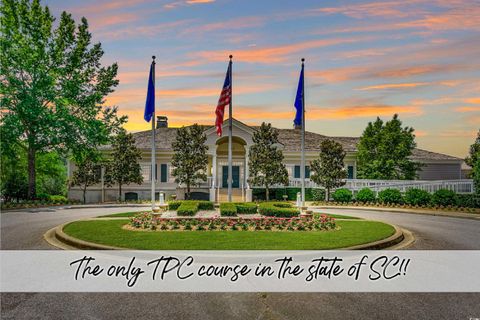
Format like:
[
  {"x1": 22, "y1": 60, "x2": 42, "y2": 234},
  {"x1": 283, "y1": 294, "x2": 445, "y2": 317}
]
[
  {"x1": 311, "y1": 205, "x2": 480, "y2": 221},
  {"x1": 45, "y1": 219, "x2": 409, "y2": 251}
]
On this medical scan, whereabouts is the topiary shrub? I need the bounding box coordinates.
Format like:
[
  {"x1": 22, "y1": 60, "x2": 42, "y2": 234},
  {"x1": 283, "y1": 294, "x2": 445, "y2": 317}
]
[
  {"x1": 311, "y1": 188, "x2": 326, "y2": 201},
  {"x1": 355, "y1": 188, "x2": 376, "y2": 203},
  {"x1": 197, "y1": 200, "x2": 214, "y2": 210},
  {"x1": 233, "y1": 202, "x2": 257, "y2": 214},
  {"x1": 258, "y1": 202, "x2": 299, "y2": 217},
  {"x1": 332, "y1": 188, "x2": 353, "y2": 203},
  {"x1": 220, "y1": 203, "x2": 237, "y2": 216},
  {"x1": 168, "y1": 200, "x2": 182, "y2": 210},
  {"x1": 177, "y1": 202, "x2": 199, "y2": 216},
  {"x1": 432, "y1": 189, "x2": 458, "y2": 206},
  {"x1": 378, "y1": 188, "x2": 403, "y2": 204},
  {"x1": 404, "y1": 188, "x2": 431, "y2": 206},
  {"x1": 456, "y1": 194, "x2": 480, "y2": 208}
]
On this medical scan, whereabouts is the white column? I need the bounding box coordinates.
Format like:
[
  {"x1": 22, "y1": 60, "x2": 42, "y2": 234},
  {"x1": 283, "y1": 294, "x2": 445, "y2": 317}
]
[
  {"x1": 245, "y1": 147, "x2": 252, "y2": 202},
  {"x1": 210, "y1": 153, "x2": 217, "y2": 202}
]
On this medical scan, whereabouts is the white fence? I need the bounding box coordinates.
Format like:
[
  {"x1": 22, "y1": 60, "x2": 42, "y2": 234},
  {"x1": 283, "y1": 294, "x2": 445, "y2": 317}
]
[{"x1": 284, "y1": 178, "x2": 474, "y2": 194}]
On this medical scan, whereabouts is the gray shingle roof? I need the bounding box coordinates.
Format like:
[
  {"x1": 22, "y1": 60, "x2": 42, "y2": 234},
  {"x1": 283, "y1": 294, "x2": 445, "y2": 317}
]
[{"x1": 127, "y1": 123, "x2": 461, "y2": 161}]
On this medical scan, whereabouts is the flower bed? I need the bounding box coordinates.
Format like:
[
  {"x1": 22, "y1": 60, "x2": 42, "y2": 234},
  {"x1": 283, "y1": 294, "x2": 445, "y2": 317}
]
[{"x1": 129, "y1": 212, "x2": 336, "y2": 232}]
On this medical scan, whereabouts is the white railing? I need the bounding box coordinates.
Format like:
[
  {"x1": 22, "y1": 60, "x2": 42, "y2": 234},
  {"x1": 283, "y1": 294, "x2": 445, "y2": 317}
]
[{"x1": 265, "y1": 178, "x2": 474, "y2": 194}]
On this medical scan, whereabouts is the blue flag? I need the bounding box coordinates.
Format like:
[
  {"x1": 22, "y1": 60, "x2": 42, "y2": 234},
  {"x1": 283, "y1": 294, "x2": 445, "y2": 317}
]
[
  {"x1": 294, "y1": 64, "x2": 304, "y2": 127},
  {"x1": 144, "y1": 62, "x2": 155, "y2": 122}
]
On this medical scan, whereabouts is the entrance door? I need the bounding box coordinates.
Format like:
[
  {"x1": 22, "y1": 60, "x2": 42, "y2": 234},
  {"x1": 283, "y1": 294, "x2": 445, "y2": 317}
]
[{"x1": 222, "y1": 166, "x2": 240, "y2": 188}]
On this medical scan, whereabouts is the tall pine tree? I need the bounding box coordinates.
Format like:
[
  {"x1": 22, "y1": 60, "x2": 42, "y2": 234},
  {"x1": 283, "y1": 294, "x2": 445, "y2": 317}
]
[
  {"x1": 171, "y1": 124, "x2": 208, "y2": 199},
  {"x1": 248, "y1": 122, "x2": 288, "y2": 200},
  {"x1": 104, "y1": 130, "x2": 143, "y2": 201},
  {"x1": 310, "y1": 139, "x2": 347, "y2": 201}
]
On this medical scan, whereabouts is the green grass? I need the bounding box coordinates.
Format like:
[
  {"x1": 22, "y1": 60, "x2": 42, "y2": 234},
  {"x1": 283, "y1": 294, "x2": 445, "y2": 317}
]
[
  {"x1": 97, "y1": 211, "x2": 144, "y2": 218},
  {"x1": 322, "y1": 214, "x2": 360, "y2": 220},
  {"x1": 63, "y1": 220, "x2": 394, "y2": 250}
]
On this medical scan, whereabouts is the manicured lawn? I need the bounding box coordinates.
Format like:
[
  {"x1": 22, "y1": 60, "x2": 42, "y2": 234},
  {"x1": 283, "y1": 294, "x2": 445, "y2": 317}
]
[
  {"x1": 319, "y1": 213, "x2": 360, "y2": 220},
  {"x1": 63, "y1": 220, "x2": 394, "y2": 250},
  {"x1": 97, "y1": 211, "x2": 144, "y2": 218}
]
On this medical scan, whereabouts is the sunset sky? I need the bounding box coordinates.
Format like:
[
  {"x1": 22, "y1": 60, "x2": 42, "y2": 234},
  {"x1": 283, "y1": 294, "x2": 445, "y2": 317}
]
[{"x1": 45, "y1": 0, "x2": 480, "y2": 158}]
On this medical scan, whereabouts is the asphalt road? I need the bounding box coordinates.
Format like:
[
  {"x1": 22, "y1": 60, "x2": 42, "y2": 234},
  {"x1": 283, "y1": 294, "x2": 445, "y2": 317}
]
[{"x1": 1, "y1": 206, "x2": 480, "y2": 320}]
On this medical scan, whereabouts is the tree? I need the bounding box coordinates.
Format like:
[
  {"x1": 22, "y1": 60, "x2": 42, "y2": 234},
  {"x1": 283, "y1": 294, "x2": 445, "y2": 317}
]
[
  {"x1": 466, "y1": 130, "x2": 480, "y2": 194},
  {"x1": 0, "y1": 0, "x2": 125, "y2": 199},
  {"x1": 248, "y1": 122, "x2": 288, "y2": 200},
  {"x1": 171, "y1": 124, "x2": 208, "y2": 199},
  {"x1": 104, "y1": 130, "x2": 143, "y2": 201},
  {"x1": 70, "y1": 151, "x2": 101, "y2": 204},
  {"x1": 465, "y1": 129, "x2": 480, "y2": 171},
  {"x1": 357, "y1": 114, "x2": 421, "y2": 180},
  {"x1": 310, "y1": 139, "x2": 347, "y2": 201}
]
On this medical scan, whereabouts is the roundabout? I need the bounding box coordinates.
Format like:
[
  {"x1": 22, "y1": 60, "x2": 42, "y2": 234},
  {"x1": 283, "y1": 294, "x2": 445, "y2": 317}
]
[{"x1": 46, "y1": 211, "x2": 407, "y2": 250}]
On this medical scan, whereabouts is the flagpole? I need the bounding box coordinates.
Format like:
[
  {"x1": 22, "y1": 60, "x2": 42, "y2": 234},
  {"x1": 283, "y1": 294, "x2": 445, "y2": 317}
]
[
  {"x1": 301, "y1": 58, "x2": 306, "y2": 208},
  {"x1": 151, "y1": 55, "x2": 156, "y2": 212},
  {"x1": 228, "y1": 55, "x2": 233, "y2": 202}
]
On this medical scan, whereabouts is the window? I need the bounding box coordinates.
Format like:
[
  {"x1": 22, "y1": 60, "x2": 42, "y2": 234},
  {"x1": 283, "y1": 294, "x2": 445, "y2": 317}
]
[
  {"x1": 347, "y1": 165, "x2": 354, "y2": 179},
  {"x1": 294, "y1": 165, "x2": 310, "y2": 178},
  {"x1": 141, "y1": 164, "x2": 151, "y2": 181},
  {"x1": 160, "y1": 164, "x2": 168, "y2": 183}
]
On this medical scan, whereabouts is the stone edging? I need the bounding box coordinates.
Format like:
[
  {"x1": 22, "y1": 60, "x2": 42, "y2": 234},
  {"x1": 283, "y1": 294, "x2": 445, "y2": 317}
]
[{"x1": 45, "y1": 220, "x2": 409, "y2": 251}]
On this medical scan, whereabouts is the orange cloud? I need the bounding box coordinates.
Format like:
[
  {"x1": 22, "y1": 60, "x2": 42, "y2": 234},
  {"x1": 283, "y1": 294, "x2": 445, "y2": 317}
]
[
  {"x1": 464, "y1": 98, "x2": 480, "y2": 104},
  {"x1": 192, "y1": 37, "x2": 370, "y2": 64},
  {"x1": 356, "y1": 82, "x2": 429, "y2": 90},
  {"x1": 455, "y1": 106, "x2": 480, "y2": 112}
]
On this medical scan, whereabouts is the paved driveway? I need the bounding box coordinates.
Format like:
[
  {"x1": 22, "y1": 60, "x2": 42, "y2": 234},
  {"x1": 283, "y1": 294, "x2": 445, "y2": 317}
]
[{"x1": 1, "y1": 206, "x2": 479, "y2": 319}]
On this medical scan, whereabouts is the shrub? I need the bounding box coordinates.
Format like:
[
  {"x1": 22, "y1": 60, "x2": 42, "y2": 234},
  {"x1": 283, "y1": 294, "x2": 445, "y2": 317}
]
[
  {"x1": 258, "y1": 202, "x2": 299, "y2": 217},
  {"x1": 456, "y1": 194, "x2": 480, "y2": 208},
  {"x1": 168, "y1": 200, "x2": 182, "y2": 210},
  {"x1": 168, "y1": 200, "x2": 214, "y2": 211},
  {"x1": 378, "y1": 189, "x2": 403, "y2": 204},
  {"x1": 36, "y1": 193, "x2": 50, "y2": 200},
  {"x1": 177, "y1": 202, "x2": 199, "y2": 216},
  {"x1": 404, "y1": 188, "x2": 431, "y2": 206},
  {"x1": 332, "y1": 188, "x2": 353, "y2": 203},
  {"x1": 311, "y1": 188, "x2": 326, "y2": 201},
  {"x1": 197, "y1": 200, "x2": 214, "y2": 210},
  {"x1": 49, "y1": 195, "x2": 68, "y2": 203},
  {"x1": 220, "y1": 203, "x2": 237, "y2": 216},
  {"x1": 355, "y1": 188, "x2": 376, "y2": 203},
  {"x1": 233, "y1": 202, "x2": 257, "y2": 214},
  {"x1": 432, "y1": 189, "x2": 457, "y2": 206}
]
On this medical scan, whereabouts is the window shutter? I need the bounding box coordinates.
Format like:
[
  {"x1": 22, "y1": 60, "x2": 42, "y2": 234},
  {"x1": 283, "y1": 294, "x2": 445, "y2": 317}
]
[
  {"x1": 294, "y1": 165, "x2": 300, "y2": 178},
  {"x1": 160, "y1": 164, "x2": 168, "y2": 183}
]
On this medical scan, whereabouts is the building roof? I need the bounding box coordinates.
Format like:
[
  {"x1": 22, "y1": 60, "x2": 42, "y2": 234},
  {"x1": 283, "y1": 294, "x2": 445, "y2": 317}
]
[{"x1": 128, "y1": 122, "x2": 462, "y2": 162}]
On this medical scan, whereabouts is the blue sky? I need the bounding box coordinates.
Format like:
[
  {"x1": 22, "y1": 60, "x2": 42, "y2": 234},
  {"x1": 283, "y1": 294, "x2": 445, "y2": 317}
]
[{"x1": 45, "y1": 0, "x2": 480, "y2": 157}]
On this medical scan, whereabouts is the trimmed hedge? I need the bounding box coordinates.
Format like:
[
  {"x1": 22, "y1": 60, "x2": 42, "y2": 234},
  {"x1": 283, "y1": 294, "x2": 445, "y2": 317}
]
[
  {"x1": 177, "y1": 202, "x2": 199, "y2": 216},
  {"x1": 168, "y1": 200, "x2": 214, "y2": 211},
  {"x1": 456, "y1": 194, "x2": 480, "y2": 208},
  {"x1": 253, "y1": 187, "x2": 324, "y2": 201},
  {"x1": 378, "y1": 188, "x2": 403, "y2": 204},
  {"x1": 355, "y1": 188, "x2": 376, "y2": 203},
  {"x1": 258, "y1": 202, "x2": 299, "y2": 218},
  {"x1": 332, "y1": 188, "x2": 353, "y2": 203},
  {"x1": 432, "y1": 189, "x2": 457, "y2": 206},
  {"x1": 220, "y1": 203, "x2": 237, "y2": 216},
  {"x1": 404, "y1": 188, "x2": 431, "y2": 206},
  {"x1": 233, "y1": 202, "x2": 257, "y2": 214}
]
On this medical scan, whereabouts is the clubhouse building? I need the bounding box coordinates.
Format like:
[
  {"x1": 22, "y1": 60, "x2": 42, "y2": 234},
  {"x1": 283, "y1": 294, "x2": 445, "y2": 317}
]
[{"x1": 68, "y1": 116, "x2": 466, "y2": 203}]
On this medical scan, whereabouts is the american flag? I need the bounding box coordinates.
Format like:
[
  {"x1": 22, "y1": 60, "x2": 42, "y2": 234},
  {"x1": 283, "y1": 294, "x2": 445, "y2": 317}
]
[{"x1": 215, "y1": 62, "x2": 232, "y2": 136}]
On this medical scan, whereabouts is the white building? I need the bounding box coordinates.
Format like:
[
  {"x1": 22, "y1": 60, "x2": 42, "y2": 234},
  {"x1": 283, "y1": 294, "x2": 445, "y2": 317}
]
[{"x1": 68, "y1": 117, "x2": 466, "y2": 203}]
